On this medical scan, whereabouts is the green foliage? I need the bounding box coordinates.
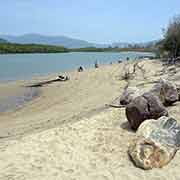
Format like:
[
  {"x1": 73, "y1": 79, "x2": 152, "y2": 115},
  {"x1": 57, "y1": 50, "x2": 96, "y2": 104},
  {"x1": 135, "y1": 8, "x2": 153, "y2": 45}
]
[
  {"x1": 0, "y1": 43, "x2": 69, "y2": 54},
  {"x1": 70, "y1": 47, "x2": 106, "y2": 52},
  {"x1": 159, "y1": 15, "x2": 180, "y2": 58},
  {"x1": 70, "y1": 47, "x2": 154, "y2": 53}
]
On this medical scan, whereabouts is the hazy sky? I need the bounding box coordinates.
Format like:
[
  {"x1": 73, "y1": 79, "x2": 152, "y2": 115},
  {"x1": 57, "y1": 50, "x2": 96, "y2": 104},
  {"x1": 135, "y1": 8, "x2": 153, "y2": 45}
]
[{"x1": 1, "y1": 0, "x2": 180, "y2": 43}]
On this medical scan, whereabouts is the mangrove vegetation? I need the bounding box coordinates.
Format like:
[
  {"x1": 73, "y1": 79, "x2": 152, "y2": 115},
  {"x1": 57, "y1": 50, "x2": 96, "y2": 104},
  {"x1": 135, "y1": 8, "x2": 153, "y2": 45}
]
[{"x1": 0, "y1": 43, "x2": 69, "y2": 54}]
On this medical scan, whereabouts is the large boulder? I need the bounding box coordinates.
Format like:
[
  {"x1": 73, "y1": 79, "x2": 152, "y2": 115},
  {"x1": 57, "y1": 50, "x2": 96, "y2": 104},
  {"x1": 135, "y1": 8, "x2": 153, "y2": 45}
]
[
  {"x1": 129, "y1": 116, "x2": 180, "y2": 169},
  {"x1": 150, "y1": 79, "x2": 178, "y2": 105},
  {"x1": 137, "y1": 116, "x2": 180, "y2": 149},
  {"x1": 120, "y1": 86, "x2": 141, "y2": 105},
  {"x1": 126, "y1": 92, "x2": 168, "y2": 130},
  {"x1": 129, "y1": 137, "x2": 176, "y2": 170}
]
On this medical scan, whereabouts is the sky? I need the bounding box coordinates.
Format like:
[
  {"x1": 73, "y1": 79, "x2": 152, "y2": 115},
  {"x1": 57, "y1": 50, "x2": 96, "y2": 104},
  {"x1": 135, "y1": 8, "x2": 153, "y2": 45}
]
[{"x1": 0, "y1": 0, "x2": 180, "y2": 43}]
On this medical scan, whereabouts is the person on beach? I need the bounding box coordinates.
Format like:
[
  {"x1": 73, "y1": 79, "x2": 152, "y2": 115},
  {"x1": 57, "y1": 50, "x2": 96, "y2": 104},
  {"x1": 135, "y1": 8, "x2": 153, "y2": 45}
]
[
  {"x1": 78, "y1": 66, "x2": 84, "y2": 72},
  {"x1": 95, "y1": 61, "x2": 99, "y2": 68}
]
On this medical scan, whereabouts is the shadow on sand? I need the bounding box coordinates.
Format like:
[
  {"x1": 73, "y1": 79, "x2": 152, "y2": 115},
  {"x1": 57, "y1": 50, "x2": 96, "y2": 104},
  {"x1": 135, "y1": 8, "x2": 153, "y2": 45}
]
[{"x1": 120, "y1": 121, "x2": 135, "y2": 133}]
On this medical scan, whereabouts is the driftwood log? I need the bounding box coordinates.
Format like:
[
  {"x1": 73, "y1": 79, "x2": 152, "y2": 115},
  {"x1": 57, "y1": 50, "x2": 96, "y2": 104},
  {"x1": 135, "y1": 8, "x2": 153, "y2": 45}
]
[{"x1": 26, "y1": 75, "x2": 69, "y2": 87}]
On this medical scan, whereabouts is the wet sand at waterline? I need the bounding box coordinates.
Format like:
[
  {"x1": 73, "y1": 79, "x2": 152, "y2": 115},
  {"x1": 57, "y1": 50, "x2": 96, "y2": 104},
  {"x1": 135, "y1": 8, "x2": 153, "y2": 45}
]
[
  {"x1": 1, "y1": 60, "x2": 180, "y2": 179},
  {"x1": 0, "y1": 83, "x2": 40, "y2": 113}
]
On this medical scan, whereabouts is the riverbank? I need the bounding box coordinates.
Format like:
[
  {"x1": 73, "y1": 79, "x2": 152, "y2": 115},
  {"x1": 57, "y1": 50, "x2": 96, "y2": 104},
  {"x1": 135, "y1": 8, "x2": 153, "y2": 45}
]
[
  {"x1": 1, "y1": 59, "x2": 180, "y2": 179},
  {"x1": 0, "y1": 62, "x2": 126, "y2": 138}
]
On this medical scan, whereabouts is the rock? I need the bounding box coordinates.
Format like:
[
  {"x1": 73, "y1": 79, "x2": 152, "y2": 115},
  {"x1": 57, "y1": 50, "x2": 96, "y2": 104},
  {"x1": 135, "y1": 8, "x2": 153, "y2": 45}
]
[
  {"x1": 129, "y1": 137, "x2": 176, "y2": 170},
  {"x1": 142, "y1": 92, "x2": 168, "y2": 119},
  {"x1": 126, "y1": 95, "x2": 149, "y2": 130},
  {"x1": 150, "y1": 79, "x2": 178, "y2": 105},
  {"x1": 126, "y1": 92, "x2": 168, "y2": 130},
  {"x1": 120, "y1": 86, "x2": 141, "y2": 105},
  {"x1": 129, "y1": 116, "x2": 180, "y2": 169},
  {"x1": 176, "y1": 85, "x2": 180, "y2": 100},
  {"x1": 137, "y1": 116, "x2": 180, "y2": 149}
]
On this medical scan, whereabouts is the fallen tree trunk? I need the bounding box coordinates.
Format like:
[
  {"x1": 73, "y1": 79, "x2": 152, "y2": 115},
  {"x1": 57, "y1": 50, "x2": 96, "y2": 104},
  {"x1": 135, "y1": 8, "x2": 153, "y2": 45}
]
[{"x1": 26, "y1": 76, "x2": 69, "y2": 87}]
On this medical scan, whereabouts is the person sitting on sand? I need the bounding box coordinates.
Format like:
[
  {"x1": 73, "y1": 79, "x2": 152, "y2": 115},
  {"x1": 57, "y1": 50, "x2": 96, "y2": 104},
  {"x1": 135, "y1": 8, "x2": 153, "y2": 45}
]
[
  {"x1": 78, "y1": 66, "x2": 84, "y2": 72},
  {"x1": 95, "y1": 61, "x2": 99, "y2": 68}
]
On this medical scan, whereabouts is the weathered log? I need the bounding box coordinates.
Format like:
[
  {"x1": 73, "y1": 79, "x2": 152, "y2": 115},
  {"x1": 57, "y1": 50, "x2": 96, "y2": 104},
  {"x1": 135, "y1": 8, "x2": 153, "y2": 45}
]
[{"x1": 26, "y1": 76, "x2": 69, "y2": 87}]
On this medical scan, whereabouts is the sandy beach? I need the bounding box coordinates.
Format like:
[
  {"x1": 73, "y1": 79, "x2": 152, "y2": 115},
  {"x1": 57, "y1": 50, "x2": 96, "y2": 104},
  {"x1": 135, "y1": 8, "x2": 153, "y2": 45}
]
[{"x1": 1, "y1": 59, "x2": 180, "y2": 179}]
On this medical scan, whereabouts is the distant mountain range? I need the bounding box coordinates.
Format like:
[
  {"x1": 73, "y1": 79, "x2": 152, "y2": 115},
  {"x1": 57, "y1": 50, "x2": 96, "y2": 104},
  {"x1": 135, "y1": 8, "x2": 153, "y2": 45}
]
[
  {"x1": 0, "y1": 38, "x2": 8, "y2": 43},
  {"x1": 0, "y1": 34, "x2": 108, "y2": 48},
  {"x1": 0, "y1": 34, "x2": 157, "y2": 48}
]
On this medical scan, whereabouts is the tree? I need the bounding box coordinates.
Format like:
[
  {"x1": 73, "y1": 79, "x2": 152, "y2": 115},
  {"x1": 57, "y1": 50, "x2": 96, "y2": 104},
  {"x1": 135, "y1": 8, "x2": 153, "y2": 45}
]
[{"x1": 160, "y1": 15, "x2": 180, "y2": 59}]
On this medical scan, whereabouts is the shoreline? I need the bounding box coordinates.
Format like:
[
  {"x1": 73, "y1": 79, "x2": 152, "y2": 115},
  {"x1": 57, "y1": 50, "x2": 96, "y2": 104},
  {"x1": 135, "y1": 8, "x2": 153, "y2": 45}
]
[
  {"x1": 0, "y1": 61, "x2": 122, "y2": 113},
  {"x1": 0, "y1": 61, "x2": 128, "y2": 139},
  {"x1": 0, "y1": 58, "x2": 162, "y2": 138},
  {"x1": 0, "y1": 57, "x2": 155, "y2": 114},
  {"x1": 0, "y1": 83, "x2": 40, "y2": 113},
  {"x1": 0, "y1": 58, "x2": 165, "y2": 142}
]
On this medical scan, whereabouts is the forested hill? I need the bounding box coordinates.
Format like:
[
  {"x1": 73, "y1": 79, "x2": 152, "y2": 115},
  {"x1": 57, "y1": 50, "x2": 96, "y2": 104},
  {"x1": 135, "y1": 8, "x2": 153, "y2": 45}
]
[{"x1": 0, "y1": 34, "x2": 97, "y2": 48}]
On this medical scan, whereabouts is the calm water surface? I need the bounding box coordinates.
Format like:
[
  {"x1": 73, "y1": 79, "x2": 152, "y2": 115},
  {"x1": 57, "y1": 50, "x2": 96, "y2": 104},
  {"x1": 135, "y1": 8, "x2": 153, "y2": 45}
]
[{"x1": 0, "y1": 52, "x2": 154, "y2": 81}]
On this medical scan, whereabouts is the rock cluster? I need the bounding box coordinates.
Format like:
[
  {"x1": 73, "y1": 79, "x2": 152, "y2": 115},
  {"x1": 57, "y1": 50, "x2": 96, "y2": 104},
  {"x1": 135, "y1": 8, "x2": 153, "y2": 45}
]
[
  {"x1": 125, "y1": 79, "x2": 178, "y2": 130},
  {"x1": 120, "y1": 79, "x2": 180, "y2": 169}
]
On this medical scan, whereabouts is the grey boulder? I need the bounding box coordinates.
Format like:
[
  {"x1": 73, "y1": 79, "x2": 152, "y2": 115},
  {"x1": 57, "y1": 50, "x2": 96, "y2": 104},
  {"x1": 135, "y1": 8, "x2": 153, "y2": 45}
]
[
  {"x1": 126, "y1": 92, "x2": 168, "y2": 130},
  {"x1": 150, "y1": 79, "x2": 178, "y2": 105}
]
